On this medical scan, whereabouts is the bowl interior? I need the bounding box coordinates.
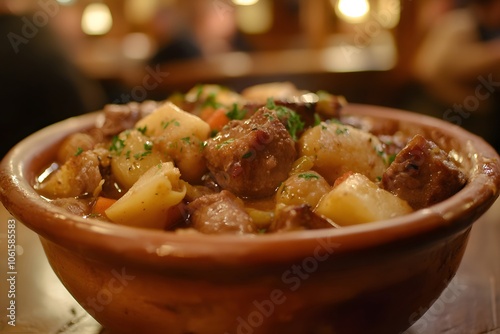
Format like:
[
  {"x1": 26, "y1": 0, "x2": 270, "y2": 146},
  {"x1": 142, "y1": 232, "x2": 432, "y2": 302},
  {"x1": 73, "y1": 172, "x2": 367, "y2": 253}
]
[{"x1": 0, "y1": 104, "x2": 499, "y2": 267}]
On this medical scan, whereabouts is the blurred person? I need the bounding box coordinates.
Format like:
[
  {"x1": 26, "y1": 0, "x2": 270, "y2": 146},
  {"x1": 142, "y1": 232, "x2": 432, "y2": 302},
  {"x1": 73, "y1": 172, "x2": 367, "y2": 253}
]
[
  {"x1": 149, "y1": 0, "x2": 251, "y2": 65},
  {"x1": 411, "y1": 0, "x2": 500, "y2": 151},
  {"x1": 0, "y1": 1, "x2": 106, "y2": 158}
]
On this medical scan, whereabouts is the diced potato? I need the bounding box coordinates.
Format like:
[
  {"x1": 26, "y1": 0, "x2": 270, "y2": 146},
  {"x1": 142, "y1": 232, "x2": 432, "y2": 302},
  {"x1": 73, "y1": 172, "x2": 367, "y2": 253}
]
[
  {"x1": 185, "y1": 84, "x2": 244, "y2": 106},
  {"x1": 136, "y1": 101, "x2": 210, "y2": 139},
  {"x1": 314, "y1": 173, "x2": 413, "y2": 226},
  {"x1": 241, "y1": 82, "x2": 300, "y2": 103},
  {"x1": 276, "y1": 171, "x2": 331, "y2": 208},
  {"x1": 105, "y1": 162, "x2": 187, "y2": 229},
  {"x1": 135, "y1": 102, "x2": 210, "y2": 182},
  {"x1": 110, "y1": 130, "x2": 166, "y2": 190},
  {"x1": 298, "y1": 122, "x2": 388, "y2": 184}
]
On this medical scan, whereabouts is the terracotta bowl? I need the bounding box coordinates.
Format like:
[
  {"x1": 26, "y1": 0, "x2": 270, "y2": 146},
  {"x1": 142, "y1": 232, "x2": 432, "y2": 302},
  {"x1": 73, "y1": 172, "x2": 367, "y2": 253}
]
[{"x1": 1, "y1": 104, "x2": 499, "y2": 334}]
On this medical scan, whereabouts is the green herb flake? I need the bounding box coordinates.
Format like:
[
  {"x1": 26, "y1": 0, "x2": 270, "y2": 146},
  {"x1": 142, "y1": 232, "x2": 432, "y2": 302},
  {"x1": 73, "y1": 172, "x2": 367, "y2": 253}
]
[
  {"x1": 162, "y1": 119, "x2": 180, "y2": 129},
  {"x1": 335, "y1": 127, "x2": 349, "y2": 135},
  {"x1": 144, "y1": 141, "x2": 153, "y2": 152},
  {"x1": 202, "y1": 93, "x2": 221, "y2": 109},
  {"x1": 265, "y1": 98, "x2": 304, "y2": 141},
  {"x1": 137, "y1": 126, "x2": 148, "y2": 135},
  {"x1": 181, "y1": 137, "x2": 191, "y2": 144},
  {"x1": 109, "y1": 136, "x2": 126, "y2": 155},
  {"x1": 242, "y1": 151, "x2": 253, "y2": 159},
  {"x1": 313, "y1": 113, "x2": 321, "y2": 126},
  {"x1": 226, "y1": 103, "x2": 247, "y2": 120},
  {"x1": 216, "y1": 138, "x2": 235, "y2": 149},
  {"x1": 298, "y1": 173, "x2": 320, "y2": 180},
  {"x1": 388, "y1": 153, "x2": 397, "y2": 165},
  {"x1": 74, "y1": 147, "x2": 84, "y2": 156}
]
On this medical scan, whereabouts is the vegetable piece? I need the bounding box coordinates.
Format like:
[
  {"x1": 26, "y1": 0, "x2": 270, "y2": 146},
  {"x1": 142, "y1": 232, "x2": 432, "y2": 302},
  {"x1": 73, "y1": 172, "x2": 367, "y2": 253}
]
[
  {"x1": 109, "y1": 129, "x2": 165, "y2": 190},
  {"x1": 298, "y1": 121, "x2": 388, "y2": 184},
  {"x1": 37, "y1": 150, "x2": 102, "y2": 198},
  {"x1": 276, "y1": 171, "x2": 331, "y2": 208},
  {"x1": 314, "y1": 173, "x2": 413, "y2": 226},
  {"x1": 185, "y1": 84, "x2": 244, "y2": 107},
  {"x1": 105, "y1": 162, "x2": 187, "y2": 229},
  {"x1": 204, "y1": 108, "x2": 231, "y2": 132},
  {"x1": 92, "y1": 197, "x2": 117, "y2": 217},
  {"x1": 135, "y1": 102, "x2": 211, "y2": 182},
  {"x1": 241, "y1": 82, "x2": 300, "y2": 104}
]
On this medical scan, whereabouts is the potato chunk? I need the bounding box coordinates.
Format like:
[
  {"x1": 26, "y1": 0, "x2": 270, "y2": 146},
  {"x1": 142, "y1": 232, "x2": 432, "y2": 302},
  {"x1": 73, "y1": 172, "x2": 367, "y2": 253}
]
[
  {"x1": 135, "y1": 102, "x2": 210, "y2": 182},
  {"x1": 110, "y1": 129, "x2": 166, "y2": 190},
  {"x1": 315, "y1": 173, "x2": 412, "y2": 226},
  {"x1": 298, "y1": 122, "x2": 388, "y2": 184},
  {"x1": 105, "y1": 162, "x2": 187, "y2": 229},
  {"x1": 276, "y1": 171, "x2": 331, "y2": 208}
]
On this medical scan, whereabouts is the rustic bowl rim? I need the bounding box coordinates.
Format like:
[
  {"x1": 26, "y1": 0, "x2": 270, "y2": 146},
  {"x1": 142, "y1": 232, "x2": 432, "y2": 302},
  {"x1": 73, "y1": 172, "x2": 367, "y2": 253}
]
[{"x1": 1, "y1": 104, "x2": 499, "y2": 266}]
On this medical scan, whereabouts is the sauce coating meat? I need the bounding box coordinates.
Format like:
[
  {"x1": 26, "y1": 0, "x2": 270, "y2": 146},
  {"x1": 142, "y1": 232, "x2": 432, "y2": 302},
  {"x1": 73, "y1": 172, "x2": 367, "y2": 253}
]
[
  {"x1": 35, "y1": 82, "x2": 469, "y2": 234},
  {"x1": 382, "y1": 134, "x2": 467, "y2": 210},
  {"x1": 204, "y1": 108, "x2": 297, "y2": 199}
]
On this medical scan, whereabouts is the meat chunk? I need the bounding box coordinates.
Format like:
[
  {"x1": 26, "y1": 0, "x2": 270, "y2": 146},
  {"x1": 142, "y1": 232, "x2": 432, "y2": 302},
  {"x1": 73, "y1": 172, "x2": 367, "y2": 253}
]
[
  {"x1": 99, "y1": 101, "x2": 161, "y2": 136},
  {"x1": 204, "y1": 108, "x2": 297, "y2": 199},
  {"x1": 186, "y1": 190, "x2": 255, "y2": 234},
  {"x1": 269, "y1": 204, "x2": 337, "y2": 233},
  {"x1": 381, "y1": 135, "x2": 467, "y2": 210},
  {"x1": 37, "y1": 150, "x2": 102, "y2": 199}
]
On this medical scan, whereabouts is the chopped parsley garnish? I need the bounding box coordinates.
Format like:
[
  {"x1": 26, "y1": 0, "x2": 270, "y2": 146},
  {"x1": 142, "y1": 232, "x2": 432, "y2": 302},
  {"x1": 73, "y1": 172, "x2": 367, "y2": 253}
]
[
  {"x1": 144, "y1": 141, "x2": 153, "y2": 152},
  {"x1": 388, "y1": 153, "x2": 397, "y2": 165},
  {"x1": 226, "y1": 103, "x2": 247, "y2": 120},
  {"x1": 200, "y1": 141, "x2": 208, "y2": 152},
  {"x1": 74, "y1": 147, "x2": 84, "y2": 156},
  {"x1": 216, "y1": 138, "x2": 235, "y2": 149},
  {"x1": 202, "y1": 93, "x2": 221, "y2": 109},
  {"x1": 298, "y1": 173, "x2": 320, "y2": 180},
  {"x1": 242, "y1": 151, "x2": 253, "y2": 159},
  {"x1": 181, "y1": 136, "x2": 191, "y2": 144},
  {"x1": 335, "y1": 127, "x2": 349, "y2": 135},
  {"x1": 162, "y1": 119, "x2": 180, "y2": 129},
  {"x1": 195, "y1": 84, "x2": 204, "y2": 100},
  {"x1": 265, "y1": 97, "x2": 304, "y2": 141},
  {"x1": 137, "y1": 126, "x2": 148, "y2": 135},
  {"x1": 109, "y1": 136, "x2": 126, "y2": 155},
  {"x1": 313, "y1": 113, "x2": 321, "y2": 126}
]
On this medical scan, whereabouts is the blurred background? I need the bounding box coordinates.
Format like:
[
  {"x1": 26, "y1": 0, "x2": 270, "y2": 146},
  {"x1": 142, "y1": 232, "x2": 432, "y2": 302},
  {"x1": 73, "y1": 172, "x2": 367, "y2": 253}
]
[{"x1": 1, "y1": 0, "x2": 499, "y2": 157}]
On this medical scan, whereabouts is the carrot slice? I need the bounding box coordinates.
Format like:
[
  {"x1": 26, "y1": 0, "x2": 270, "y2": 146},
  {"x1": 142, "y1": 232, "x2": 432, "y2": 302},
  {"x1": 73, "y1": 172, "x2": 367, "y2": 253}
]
[
  {"x1": 92, "y1": 197, "x2": 117, "y2": 216},
  {"x1": 206, "y1": 108, "x2": 230, "y2": 132}
]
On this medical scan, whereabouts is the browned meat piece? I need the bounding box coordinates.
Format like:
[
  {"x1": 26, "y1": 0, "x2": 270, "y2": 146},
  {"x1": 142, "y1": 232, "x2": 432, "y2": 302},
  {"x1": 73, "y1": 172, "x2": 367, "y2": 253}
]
[
  {"x1": 37, "y1": 150, "x2": 103, "y2": 199},
  {"x1": 242, "y1": 92, "x2": 345, "y2": 130},
  {"x1": 186, "y1": 190, "x2": 255, "y2": 234},
  {"x1": 99, "y1": 101, "x2": 161, "y2": 136},
  {"x1": 269, "y1": 204, "x2": 337, "y2": 233},
  {"x1": 381, "y1": 134, "x2": 467, "y2": 210},
  {"x1": 204, "y1": 108, "x2": 297, "y2": 199}
]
